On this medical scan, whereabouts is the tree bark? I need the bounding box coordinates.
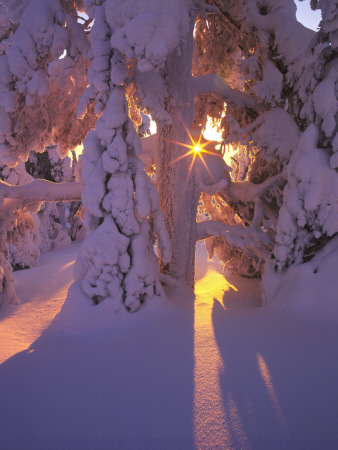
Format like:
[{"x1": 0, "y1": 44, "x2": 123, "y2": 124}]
[{"x1": 157, "y1": 18, "x2": 199, "y2": 286}]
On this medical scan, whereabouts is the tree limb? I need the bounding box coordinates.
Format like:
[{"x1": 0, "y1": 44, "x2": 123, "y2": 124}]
[
  {"x1": 0, "y1": 179, "x2": 83, "y2": 204},
  {"x1": 223, "y1": 173, "x2": 285, "y2": 203},
  {"x1": 196, "y1": 219, "x2": 270, "y2": 258},
  {"x1": 192, "y1": 73, "x2": 265, "y2": 110}
]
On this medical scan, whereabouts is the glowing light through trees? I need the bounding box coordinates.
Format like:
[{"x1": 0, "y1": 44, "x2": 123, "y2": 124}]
[{"x1": 170, "y1": 121, "x2": 222, "y2": 180}]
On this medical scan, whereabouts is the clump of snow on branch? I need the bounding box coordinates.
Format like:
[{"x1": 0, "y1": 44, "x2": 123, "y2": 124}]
[
  {"x1": 234, "y1": 108, "x2": 300, "y2": 166},
  {"x1": 106, "y1": 0, "x2": 190, "y2": 72},
  {"x1": 0, "y1": 0, "x2": 94, "y2": 165}
]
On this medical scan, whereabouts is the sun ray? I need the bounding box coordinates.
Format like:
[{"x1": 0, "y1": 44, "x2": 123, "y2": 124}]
[
  {"x1": 200, "y1": 149, "x2": 223, "y2": 157},
  {"x1": 188, "y1": 152, "x2": 197, "y2": 179},
  {"x1": 199, "y1": 140, "x2": 213, "y2": 149},
  {"x1": 181, "y1": 119, "x2": 196, "y2": 146},
  {"x1": 198, "y1": 152, "x2": 215, "y2": 181},
  {"x1": 170, "y1": 140, "x2": 197, "y2": 150},
  {"x1": 170, "y1": 149, "x2": 194, "y2": 165}
]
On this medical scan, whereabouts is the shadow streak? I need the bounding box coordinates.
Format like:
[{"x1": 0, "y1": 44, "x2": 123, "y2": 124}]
[{"x1": 212, "y1": 298, "x2": 338, "y2": 448}]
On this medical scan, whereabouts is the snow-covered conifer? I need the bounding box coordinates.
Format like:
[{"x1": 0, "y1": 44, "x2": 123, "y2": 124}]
[
  {"x1": 271, "y1": 0, "x2": 338, "y2": 271},
  {"x1": 0, "y1": 1, "x2": 90, "y2": 304},
  {"x1": 74, "y1": 1, "x2": 170, "y2": 312},
  {"x1": 0, "y1": 0, "x2": 95, "y2": 165},
  {"x1": 193, "y1": 0, "x2": 338, "y2": 300}
]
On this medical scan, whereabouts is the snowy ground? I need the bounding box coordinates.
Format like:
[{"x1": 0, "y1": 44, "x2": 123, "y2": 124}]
[{"x1": 0, "y1": 242, "x2": 338, "y2": 449}]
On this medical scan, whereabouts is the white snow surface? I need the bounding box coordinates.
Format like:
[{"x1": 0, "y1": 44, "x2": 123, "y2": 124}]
[{"x1": 0, "y1": 241, "x2": 338, "y2": 448}]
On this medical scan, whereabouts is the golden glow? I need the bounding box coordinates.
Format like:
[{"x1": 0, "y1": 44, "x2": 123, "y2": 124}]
[
  {"x1": 193, "y1": 253, "x2": 246, "y2": 448},
  {"x1": 201, "y1": 109, "x2": 238, "y2": 167},
  {"x1": 73, "y1": 144, "x2": 83, "y2": 158},
  {"x1": 149, "y1": 114, "x2": 157, "y2": 135},
  {"x1": 170, "y1": 126, "x2": 212, "y2": 164},
  {"x1": 202, "y1": 115, "x2": 224, "y2": 142},
  {"x1": 126, "y1": 83, "x2": 141, "y2": 127},
  {"x1": 170, "y1": 121, "x2": 222, "y2": 182},
  {"x1": 68, "y1": 75, "x2": 75, "y2": 94},
  {"x1": 223, "y1": 143, "x2": 237, "y2": 167}
]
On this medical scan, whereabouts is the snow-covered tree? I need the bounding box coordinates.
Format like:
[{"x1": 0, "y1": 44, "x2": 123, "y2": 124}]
[
  {"x1": 191, "y1": 0, "x2": 338, "y2": 303},
  {"x1": 272, "y1": 0, "x2": 338, "y2": 270},
  {"x1": 91, "y1": 0, "x2": 233, "y2": 287},
  {"x1": 0, "y1": 0, "x2": 95, "y2": 163},
  {"x1": 74, "y1": 1, "x2": 171, "y2": 312},
  {"x1": 0, "y1": 0, "x2": 89, "y2": 304},
  {"x1": 104, "y1": 0, "x2": 289, "y2": 284},
  {"x1": 0, "y1": 0, "x2": 337, "y2": 311}
]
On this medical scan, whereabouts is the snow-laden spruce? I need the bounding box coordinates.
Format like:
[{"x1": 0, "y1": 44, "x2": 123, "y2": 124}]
[
  {"x1": 75, "y1": 1, "x2": 170, "y2": 312},
  {"x1": 192, "y1": 0, "x2": 338, "y2": 290},
  {"x1": 0, "y1": 0, "x2": 89, "y2": 305},
  {"x1": 0, "y1": 0, "x2": 94, "y2": 164}
]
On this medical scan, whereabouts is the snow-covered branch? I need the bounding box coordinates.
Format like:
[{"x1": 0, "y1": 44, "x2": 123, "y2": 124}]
[
  {"x1": 194, "y1": 0, "x2": 219, "y2": 17},
  {"x1": 198, "y1": 178, "x2": 228, "y2": 195},
  {"x1": 0, "y1": 179, "x2": 83, "y2": 204},
  {"x1": 196, "y1": 170, "x2": 285, "y2": 273},
  {"x1": 192, "y1": 73, "x2": 264, "y2": 110},
  {"x1": 196, "y1": 219, "x2": 270, "y2": 258},
  {"x1": 224, "y1": 173, "x2": 285, "y2": 203},
  {"x1": 246, "y1": 0, "x2": 315, "y2": 65}
]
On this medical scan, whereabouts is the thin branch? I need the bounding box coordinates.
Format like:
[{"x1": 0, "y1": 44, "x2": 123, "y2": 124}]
[
  {"x1": 194, "y1": 0, "x2": 219, "y2": 16},
  {"x1": 205, "y1": 0, "x2": 241, "y2": 30}
]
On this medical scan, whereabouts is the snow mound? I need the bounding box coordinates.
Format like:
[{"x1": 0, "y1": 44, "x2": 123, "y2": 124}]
[{"x1": 264, "y1": 236, "x2": 338, "y2": 325}]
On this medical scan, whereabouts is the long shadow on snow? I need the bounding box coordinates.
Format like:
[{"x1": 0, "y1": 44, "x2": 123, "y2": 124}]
[
  {"x1": 0, "y1": 284, "x2": 196, "y2": 450},
  {"x1": 212, "y1": 294, "x2": 338, "y2": 449}
]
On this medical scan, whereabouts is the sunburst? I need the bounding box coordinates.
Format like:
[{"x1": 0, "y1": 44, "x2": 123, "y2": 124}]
[{"x1": 170, "y1": 122, "x2": 220, "y2": 180}]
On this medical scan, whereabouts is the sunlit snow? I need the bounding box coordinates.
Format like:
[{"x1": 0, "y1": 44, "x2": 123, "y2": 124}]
[{"x1": 1, "y1": 242, "x2": 338, "y2": 448}]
